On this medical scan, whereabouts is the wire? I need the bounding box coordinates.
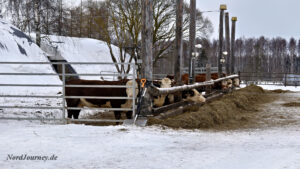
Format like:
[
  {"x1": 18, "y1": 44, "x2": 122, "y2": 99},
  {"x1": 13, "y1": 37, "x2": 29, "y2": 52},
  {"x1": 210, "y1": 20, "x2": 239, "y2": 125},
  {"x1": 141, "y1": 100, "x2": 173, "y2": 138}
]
[{"x1": 200, "y1": 10, "x2": 220, "y2": 13}]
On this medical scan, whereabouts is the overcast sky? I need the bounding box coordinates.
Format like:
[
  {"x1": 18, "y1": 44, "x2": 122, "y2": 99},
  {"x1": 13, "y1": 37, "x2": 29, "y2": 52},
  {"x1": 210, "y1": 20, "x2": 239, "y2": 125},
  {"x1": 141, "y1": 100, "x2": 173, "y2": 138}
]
[{"x1": 194, "y1": 0, "x2": 300, "y2": 40}]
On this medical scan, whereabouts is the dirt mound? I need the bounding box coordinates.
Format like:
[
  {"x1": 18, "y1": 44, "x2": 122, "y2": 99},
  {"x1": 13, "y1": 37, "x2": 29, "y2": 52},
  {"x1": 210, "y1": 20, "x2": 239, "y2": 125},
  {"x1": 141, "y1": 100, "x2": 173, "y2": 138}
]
[
  {"x1": 148, "y1": 85, "x2": 277, "y2": 130},
  {"x1": 282, "y1": 102, "x2": 300, "y2": 107}
]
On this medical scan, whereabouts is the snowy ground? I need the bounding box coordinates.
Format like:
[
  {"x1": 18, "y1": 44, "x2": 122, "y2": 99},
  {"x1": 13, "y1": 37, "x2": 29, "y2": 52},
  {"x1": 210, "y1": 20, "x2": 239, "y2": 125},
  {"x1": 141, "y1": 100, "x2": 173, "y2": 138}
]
[
  {"x1": 1, "y1": 85, "x2": 300, "y2": 169},
  {"x1": 0, "y1": 121, "x2": 299, "y2": 169}
]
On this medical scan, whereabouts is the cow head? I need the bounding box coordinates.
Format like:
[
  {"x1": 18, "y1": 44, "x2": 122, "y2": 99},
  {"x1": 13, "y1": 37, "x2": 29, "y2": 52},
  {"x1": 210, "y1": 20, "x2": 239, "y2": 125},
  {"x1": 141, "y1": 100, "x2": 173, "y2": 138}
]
[
  {"x1": 183, "y1": 89, "x2": 206, "y2": 103},
  {"x1": 153, "y1": 77, "x2": 172, "y2": 107},
  {"x1": 227, "y1": 79, "x2": 233, "y2": 88},
  {"x1": 160, "y1": 77, "x2": 172, "y2": 88},
  {"x1": 125, "y1": 80, "x2": 139, "y2": 98},
  {"x1": 233, "y1": 78, "x2": 240, "y2": 87},
  {"x1": 221, "y1": 80, "x2": 228, "y2": 89}
]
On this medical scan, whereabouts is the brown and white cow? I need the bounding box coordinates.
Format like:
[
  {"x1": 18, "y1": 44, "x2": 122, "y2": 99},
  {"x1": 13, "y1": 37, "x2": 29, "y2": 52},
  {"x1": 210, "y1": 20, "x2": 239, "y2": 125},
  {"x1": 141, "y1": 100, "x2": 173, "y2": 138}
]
[
  {"x1": 182, "y1": 89, "x2": 206, "y2": 103},
  {"x1": 153, "y1": 77, "x2": 173, "y2": 107},
  {"x1": 233, "y1": 78, "x2": 240, "y2": 87},
  {"x1": 65, "y1": 79, "x2": 138, "y2": 121}
]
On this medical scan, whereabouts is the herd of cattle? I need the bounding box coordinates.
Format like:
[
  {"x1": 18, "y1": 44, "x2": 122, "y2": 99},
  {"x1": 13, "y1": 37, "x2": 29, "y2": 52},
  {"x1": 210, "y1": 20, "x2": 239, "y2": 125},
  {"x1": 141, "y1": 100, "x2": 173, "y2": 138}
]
[{"x1": 65, "y1": 73, "x2": 240, "y2": 121}]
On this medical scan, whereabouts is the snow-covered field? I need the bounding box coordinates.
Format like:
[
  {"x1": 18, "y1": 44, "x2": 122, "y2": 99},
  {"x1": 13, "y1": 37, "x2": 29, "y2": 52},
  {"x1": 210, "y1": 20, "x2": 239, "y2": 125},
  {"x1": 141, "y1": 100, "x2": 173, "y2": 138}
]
[
  {"x1": 0, "y1": 85, "x2": 299, "y2": 169},
  {"x1": 0, "y1": 121, "x2": 299, "y2": 169}
]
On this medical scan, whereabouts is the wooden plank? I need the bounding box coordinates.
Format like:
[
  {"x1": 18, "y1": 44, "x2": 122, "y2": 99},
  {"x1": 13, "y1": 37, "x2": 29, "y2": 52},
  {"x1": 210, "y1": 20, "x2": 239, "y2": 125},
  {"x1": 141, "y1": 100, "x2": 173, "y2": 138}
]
[
  {"x1": 153, "y1": 100, "x2": 189, "y2": 116},
  {"x1": 151, "y1": 81, "x2": 214, "y2": 96},
  {"x1": 154, "y1": 93, "x2": 225, "y2": 120}
]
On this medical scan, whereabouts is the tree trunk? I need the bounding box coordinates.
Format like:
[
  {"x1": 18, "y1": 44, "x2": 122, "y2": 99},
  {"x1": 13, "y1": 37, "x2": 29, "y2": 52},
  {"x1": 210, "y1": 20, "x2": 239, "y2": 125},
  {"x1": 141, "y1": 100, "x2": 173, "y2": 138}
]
[
  {"x1": 141, "y1": 0, "x2": 153, "y2": 116},
  {"x1": 34, "y1": 0, "x2": 41, "y2": 47},
  {"x1": 174, "y1": 0, "x2": 183, "y2": 85}
]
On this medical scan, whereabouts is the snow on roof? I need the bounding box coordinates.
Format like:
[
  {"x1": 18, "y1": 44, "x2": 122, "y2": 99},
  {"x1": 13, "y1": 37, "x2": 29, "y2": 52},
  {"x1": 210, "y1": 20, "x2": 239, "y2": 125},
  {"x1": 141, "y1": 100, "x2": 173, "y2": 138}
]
[
  {"x1": 45, "y1": 35, "x2": 134, "y2": 80},
  {"x1": 0, "y1": 19, "x2": 61, "y2": 95}
]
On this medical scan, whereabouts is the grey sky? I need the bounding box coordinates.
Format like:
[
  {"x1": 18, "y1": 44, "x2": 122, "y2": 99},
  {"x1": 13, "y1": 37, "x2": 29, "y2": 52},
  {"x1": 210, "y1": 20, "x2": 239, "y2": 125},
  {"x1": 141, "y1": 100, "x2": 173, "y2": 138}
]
[{"x1": 195, "y1": 0, "x2": 300, "y2": 40}]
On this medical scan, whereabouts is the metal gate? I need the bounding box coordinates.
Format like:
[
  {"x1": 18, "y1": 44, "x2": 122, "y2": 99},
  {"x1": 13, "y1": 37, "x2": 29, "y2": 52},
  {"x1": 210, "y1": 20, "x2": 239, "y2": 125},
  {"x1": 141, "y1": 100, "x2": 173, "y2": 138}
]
[{"x1": 0, "y1": 61, "x2": 137, "y2": 124}]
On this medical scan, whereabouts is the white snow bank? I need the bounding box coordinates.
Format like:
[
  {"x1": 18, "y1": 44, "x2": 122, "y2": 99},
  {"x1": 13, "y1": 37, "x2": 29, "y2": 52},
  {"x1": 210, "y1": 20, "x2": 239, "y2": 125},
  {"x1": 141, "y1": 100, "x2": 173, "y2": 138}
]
[
  {"x1": 0, "y1": 122, "x2": 299, "y2": 169},
  {"x1": 0, "y1": 19, "x2": 61, "y2": 95},
  {"x1": 0, "y1": 19, "x2": 62, "y2": 119}
]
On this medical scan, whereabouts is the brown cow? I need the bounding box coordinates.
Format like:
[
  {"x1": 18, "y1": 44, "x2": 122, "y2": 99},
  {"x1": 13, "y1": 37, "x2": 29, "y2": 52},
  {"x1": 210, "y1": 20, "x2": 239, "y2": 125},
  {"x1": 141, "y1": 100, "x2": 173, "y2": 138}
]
[
  {"x1": 65, "y1": 79, "x2": 138, "y2": 121},
  {"x1": 170, "y1": 73, "x2": 226, "y2": 85}
]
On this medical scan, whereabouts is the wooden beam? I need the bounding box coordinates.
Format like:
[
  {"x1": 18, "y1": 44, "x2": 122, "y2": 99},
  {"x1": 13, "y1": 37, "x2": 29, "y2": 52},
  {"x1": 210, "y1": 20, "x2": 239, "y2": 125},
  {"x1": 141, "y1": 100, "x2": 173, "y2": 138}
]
[
  {"x1": 141, "y1": 0, "x2": 153, "y2": 116},
  {"x1": 218, "y1": 5, "x2": 226, "y2": 78},
  {"x1": 231, "y1": 17, "x2": 237, "y2": 74},
  {"x1": 174, "y1": 0, "x2": 183, "y2": 85},
  {"x1": 151, "y1": 74, "x2": 239, "y2": 96},
  {"x1": 189, "y1": 0, "x2": 196, "y2": 84},
  {"x1": 151, "y1": 81, "x2": 214, "y2": 96},
  {"x1": 225, "y1": 12, "x2": 231, "y2": 75}
]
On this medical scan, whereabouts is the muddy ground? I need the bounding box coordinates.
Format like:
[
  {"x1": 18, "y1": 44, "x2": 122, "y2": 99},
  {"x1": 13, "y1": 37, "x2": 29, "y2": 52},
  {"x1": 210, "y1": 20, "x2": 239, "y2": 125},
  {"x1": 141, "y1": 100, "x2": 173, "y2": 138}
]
[{"x1": 148, "y1": 85, "x2": 300, "y2": 130}]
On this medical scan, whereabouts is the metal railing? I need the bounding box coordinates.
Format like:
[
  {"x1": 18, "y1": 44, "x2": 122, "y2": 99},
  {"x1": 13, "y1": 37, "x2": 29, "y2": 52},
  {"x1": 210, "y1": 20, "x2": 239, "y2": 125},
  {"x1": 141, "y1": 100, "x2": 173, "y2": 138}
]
[
  {"x1": 183, "y1": 67, "x2": 225, "y2": 74},
  {"x1": 240, "y1": 72, "x2": 300, "y2": 86},
  {"x1": 0, "y1": 61, "x2": 137, "y2": 124}
]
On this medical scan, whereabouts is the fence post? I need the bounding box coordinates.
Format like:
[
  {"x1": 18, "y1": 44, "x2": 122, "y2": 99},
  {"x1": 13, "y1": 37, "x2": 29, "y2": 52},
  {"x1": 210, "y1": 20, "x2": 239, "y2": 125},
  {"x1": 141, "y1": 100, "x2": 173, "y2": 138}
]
[
  {"x1": 175, "y1": 0, "x2": 183, "y2": 85},
  {"x1": 205, "y1": 63, "x2": 211, "y2": 94},
  {"x1": 62, "y1": 63, "x2": 66, "y2": 123},
  {"x1": 132, "y1": 63, "x2": 136, "y2": 118},
  {"x1": 189, "y1": 0, "x2": 196, "y2": 84},
  {"x1": 225, "y1": 12, "x2": 231, "y2": 75},
  {"x1": 218, "y1": 4, "x2": 226, "y2": 78},
  {"x1": 141, "y1": 0, "x2": 153, "y2": 116},
  {"x1": 231, "y1": 17, "x2": 237, "y2": 74}
]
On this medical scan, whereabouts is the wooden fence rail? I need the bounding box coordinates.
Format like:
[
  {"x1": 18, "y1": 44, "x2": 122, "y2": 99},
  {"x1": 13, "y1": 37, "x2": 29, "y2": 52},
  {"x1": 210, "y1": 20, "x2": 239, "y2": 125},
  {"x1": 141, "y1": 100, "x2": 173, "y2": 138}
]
[{"x1": 151, "y1": 74, "x2": 239, "y2": 96}]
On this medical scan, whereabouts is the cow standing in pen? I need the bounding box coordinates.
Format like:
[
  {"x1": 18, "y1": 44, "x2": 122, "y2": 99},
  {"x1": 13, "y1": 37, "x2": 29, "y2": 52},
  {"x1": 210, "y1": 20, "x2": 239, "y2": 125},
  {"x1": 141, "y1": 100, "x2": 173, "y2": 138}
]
[{"x1": 65, "y1": 79, "x2": 138, "y2": 121}]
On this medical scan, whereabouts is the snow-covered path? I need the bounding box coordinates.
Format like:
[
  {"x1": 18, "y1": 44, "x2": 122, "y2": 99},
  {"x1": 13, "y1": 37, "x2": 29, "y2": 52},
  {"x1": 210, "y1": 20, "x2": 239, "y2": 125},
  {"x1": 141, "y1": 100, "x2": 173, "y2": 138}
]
[{"x1": 0, "y1": 121, "x2": 299, "y2": 169}]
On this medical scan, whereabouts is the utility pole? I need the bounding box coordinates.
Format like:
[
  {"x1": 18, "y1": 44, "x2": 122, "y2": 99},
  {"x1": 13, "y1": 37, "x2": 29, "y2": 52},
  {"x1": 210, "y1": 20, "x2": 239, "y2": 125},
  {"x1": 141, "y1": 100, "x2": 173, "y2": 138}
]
[
  {"x1": 188, "y1": 0, "x2": 196, "y2": 84},
  {"x1": 218, "y1": 4, "x2": 227, "y2": 77},
  {"x1": 141, "y1": 0, "x2": 153, "y2": 116},
  {"x1": 225, "y1": 12, "x2": 231, "y2": 75},
  {"x1": 174, "y1": 0, "x2": 183, "y2": 85},
  {"x1": 231, "y1": 17, "x2": 237, "y2": 74}
]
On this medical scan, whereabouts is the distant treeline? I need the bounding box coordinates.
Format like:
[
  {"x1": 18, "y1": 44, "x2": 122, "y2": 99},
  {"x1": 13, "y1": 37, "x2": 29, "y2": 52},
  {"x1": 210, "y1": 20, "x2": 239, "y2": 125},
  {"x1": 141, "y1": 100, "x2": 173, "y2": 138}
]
[{"x1": 202, "y1": 37, "x2": 300, "y2": 75}]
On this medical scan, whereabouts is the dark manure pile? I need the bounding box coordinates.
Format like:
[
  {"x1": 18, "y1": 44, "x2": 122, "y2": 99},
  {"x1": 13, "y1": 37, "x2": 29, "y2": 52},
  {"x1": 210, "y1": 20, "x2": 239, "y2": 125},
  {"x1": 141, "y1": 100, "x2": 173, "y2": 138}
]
[
  {"x1": 282, "y1": 102, "x2": 300, "y2": 107},
  {"x1": 148, "y1": 85, "x2": 278, "y2": 130}
]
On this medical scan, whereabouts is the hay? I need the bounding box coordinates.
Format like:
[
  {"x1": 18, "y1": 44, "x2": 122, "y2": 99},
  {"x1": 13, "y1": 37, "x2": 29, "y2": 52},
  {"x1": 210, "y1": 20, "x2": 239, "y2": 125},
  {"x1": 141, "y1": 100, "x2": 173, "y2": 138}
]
[{"x1": 148, "y1": 85, "x2": 277, "y2": 130}]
